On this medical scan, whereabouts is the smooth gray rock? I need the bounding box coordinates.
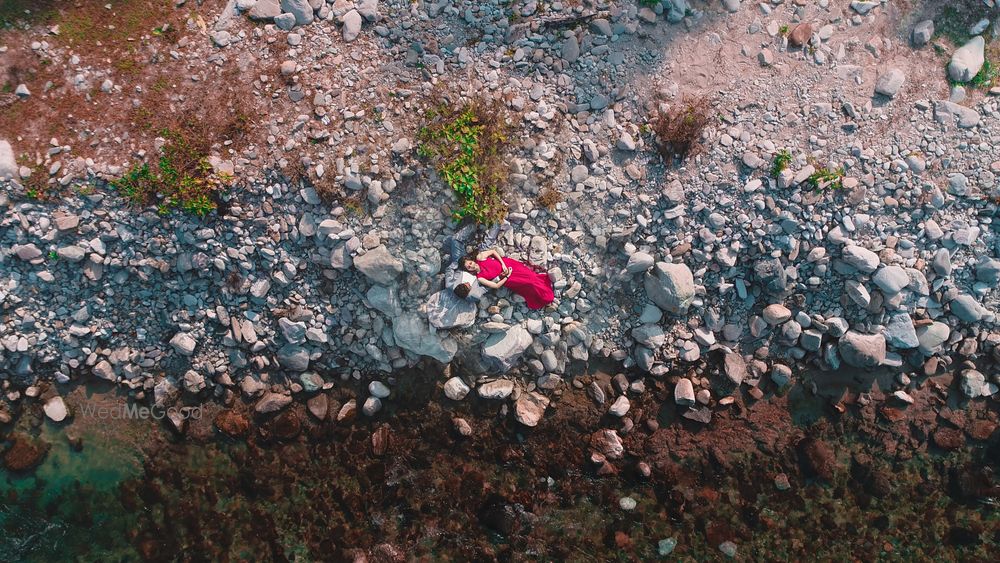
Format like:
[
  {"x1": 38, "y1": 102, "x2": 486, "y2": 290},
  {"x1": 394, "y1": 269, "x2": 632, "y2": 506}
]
[
  {"x1": 948, "y1": 36, "x2": 985, "y2": 83},
  {"x1": 482, "y1": 325, "x2": 532, "y2": 372},
  {"x1": 884, "y1": 313, "x2": 918, "y2": 349},
  {"x1": 248, "y1": 0, "x2": 281, "y2": 20},
  {"x1": 950, "y1": 294, "x2": 986, "y2": 323},
  {"x1": 841, "y1": 245, "x2": 880, "y2": 273},
  {"x1": 561, "y1": 35, "x2": 580, "y2": 63},
  {"x1": 838, "y1": 331, "x2": 886, "y2": 367},
  {"x1": 280, "y1": 0, "x2": 314, "y2": 25},
  {"x1": 874, "y1": 68, "x2": 905, "y2": 98},
  {"x1": 932, "y1": 248, "x2": 952, "y2": 276},
  {"x1": 354, "y1": 245, "x2": 403, "y2": 284},
  {"x1": 644, "y1": 262, "x2": 695, "y2": 315},
  {"x1": 626, "y1": 252, "x2": 654, "y2": 273},
  {"x1": 0, "y1": 140, "x2": 16, "y2": 180},
  {"x1": 342, "y1": 9, "x2": 362, "y2": 42},
  {"x1": 426, "y1": 289, "x2": 476, "y2": 329},
  {"x1": 916, "y1": 322, "x2": 950, "y2": 355},
  {"x1": 872, "y1": 266, "x2": 909, "y2": 294}
]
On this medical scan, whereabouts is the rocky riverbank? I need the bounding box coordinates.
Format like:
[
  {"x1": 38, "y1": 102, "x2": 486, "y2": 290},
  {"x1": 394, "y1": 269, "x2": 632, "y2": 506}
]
[
  {"x1": 1, "y1": 0, "x2": 999, "y2": 444},
  {"x1": 2, "y1": 4, "x2": 1000, "y2": 553}
]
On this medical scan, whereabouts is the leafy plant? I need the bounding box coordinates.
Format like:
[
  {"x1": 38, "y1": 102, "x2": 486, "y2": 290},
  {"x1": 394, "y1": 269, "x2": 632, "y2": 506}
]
[
  {"x1": 771, "y1": 149, "x2": 792, "y2": 178},
  {"x1": 779, "y1": 24, "x2": 789, "y2": 36},
  {"x1": 969, "y1": 58, "x2": 997, "y2": 89},
  {"x1": 417, "y1": 98, "x2": 513, "y2": 224},
  {"x1": 112, "y1": 129, "x2": 233, "y2": 216},
  {"x1": 805, "y1": 166, "x2": 845, "y2": 191}
]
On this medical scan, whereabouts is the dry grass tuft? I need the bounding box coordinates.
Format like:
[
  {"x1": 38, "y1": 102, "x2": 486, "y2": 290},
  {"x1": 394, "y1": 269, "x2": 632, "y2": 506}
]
[
  {"x1": 650, "y1": 97, "x2": 712, "y2": 165},
  {"x1": 537, "y1": 187, "x2": 564, "y2": 211}
]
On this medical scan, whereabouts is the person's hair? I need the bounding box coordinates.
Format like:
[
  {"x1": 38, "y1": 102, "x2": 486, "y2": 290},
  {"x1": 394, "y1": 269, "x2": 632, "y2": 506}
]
[
  {"x1": 460, "y1": 255, "x2": 478, "y2": 271},
  {"x1": 454, "y1": 282, "x2": 471, "y2": 299}
]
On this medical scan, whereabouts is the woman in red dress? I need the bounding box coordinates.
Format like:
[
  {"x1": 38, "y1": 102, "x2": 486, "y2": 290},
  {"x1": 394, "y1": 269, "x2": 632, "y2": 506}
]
[{"x1": 461, "y1": 248, "x2": 554, "y2": 310}]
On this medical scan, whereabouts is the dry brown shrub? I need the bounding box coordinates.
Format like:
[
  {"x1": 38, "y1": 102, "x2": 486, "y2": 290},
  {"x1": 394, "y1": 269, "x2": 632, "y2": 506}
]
[
  {"x1": 537, "y1": 187, "x2": 564, "y2": 211},
  {"x1": 650, "y1": 96, "x2": 712, "y2": 165}
]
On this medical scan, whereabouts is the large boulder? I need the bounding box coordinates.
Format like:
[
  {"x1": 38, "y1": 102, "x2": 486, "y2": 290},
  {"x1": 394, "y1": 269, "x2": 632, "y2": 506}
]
[
  {"x1": 482, "y1": 325, "x2": 533, "y2": 372},
  {"x1": 426, "y1": 289, "x2": 476, "y2": 329},
  {"x1": 883, "y1": 313, "x2": 918, "y2": 349},
  {"x1": 248, "y1": 0, "x2": 281, "y2": 20},
  {"x1": 644, "y1": 262, "x2": 695, "y2": 315},
  {"x1": 838, "y1": 331, "x2": 885, "y2": 368},
  {"x1": 366, "y1": 285, "x2": 401, "y2": 317},
  {"x1": 948, "y1": 36, "x2": 985, "y2": 83},
  {"x1": 950, "y1": 294, "x2": 986, "y2": 323},
  {"x1": 392, "y1": 313, "x2": 456, "y2": 363},
  {"x1": 354, "y1": 245, "x2": 403, "y2": 285},
  {"x1": 916, "y1": 322, "x2": 950, "y2": 355},
  {"x1": 277, "y1": 344, "x2": 310, "y2": 371},
  {"x1": 280, "y1": 0, "x2": 314, "y2": 26},
  {"x1": 0, "y1": 140, "x2": 16, "y2": 181}
]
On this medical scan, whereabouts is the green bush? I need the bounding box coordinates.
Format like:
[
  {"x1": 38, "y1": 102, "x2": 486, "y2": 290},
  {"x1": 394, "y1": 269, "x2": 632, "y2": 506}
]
[
  {"x1": 417, "y1": 98, "x2": 512, "y2": 224},
  {"x1": 112, "y1": 129, "x2": 232, "y2": 216},
  {"x1": 771, "y1": 149, "x2": 792, "y2": 179}
]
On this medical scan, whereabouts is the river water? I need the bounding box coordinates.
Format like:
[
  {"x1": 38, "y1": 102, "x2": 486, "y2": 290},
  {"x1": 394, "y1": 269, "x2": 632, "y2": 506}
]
[{"x1": 2, "y1": 370, "x2": 997, "y2": 561}]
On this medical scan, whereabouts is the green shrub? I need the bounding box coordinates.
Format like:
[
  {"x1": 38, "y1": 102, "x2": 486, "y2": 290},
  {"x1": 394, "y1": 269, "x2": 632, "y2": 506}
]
[
  {"x1": 112, "y1": 129, "x2": 232, "y2": 216},
  {"x1": 417, "y1": 98, "x2": 512, "y2": 224},
  {"x1": 771, "y1": 149, "x2": 792, "y2": 178},
  {"x1": 806, "y1": 166, "x2": 845, "y2": 191}
]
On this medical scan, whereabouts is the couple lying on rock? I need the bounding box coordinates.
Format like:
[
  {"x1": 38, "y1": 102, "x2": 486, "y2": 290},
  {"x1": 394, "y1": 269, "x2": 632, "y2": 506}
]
[{"x1": 444, "y1": 222, "x2": 555, "y2": 311}]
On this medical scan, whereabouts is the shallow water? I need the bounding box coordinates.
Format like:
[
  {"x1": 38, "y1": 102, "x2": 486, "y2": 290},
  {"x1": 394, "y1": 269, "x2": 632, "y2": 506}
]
[{"x1": 1, "y1": 372, "x2": 998, "y2": 561}]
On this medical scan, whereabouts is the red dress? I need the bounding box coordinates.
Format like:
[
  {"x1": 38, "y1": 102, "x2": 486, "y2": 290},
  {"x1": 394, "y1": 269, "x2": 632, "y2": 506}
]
[{"x1": 476, "y1": 256, "x2": 554, "y2": 310}]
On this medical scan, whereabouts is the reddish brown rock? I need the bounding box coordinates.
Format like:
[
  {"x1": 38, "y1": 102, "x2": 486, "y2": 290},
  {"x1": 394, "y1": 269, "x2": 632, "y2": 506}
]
[
  {"x1": 968, "y1": 420, "x2": 997, "y2": 441},
  {"x1": 372, "y1": 424, "x2": 391, "y2": 457},
  {"x1": 798, "y1": 437, "x2": 837, "y2": 480},
  {"x1": 214, "y1": 409, "x2": 250, "y2": 439},
  {"x1": 933, "y1": 428, "x2": 965, "y2": 450},
  {"x1": 2, "y1": 433, "x2": 50, "y2": 472},
  {"x1": 788, "y1": 23, "x2": 813, "y2": 47}
]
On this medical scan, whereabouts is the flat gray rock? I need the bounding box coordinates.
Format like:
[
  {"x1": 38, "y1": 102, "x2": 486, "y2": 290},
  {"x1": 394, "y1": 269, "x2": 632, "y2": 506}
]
[
  {"x1": 838, "y1": 331, "x2": 886, "y2": 368},
  {"x1": 354, "y1": 245, "x2": 403, "y2": 285},
  {"x1": 644, "y1": 262, "x2": 695, "y2": 315}
]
